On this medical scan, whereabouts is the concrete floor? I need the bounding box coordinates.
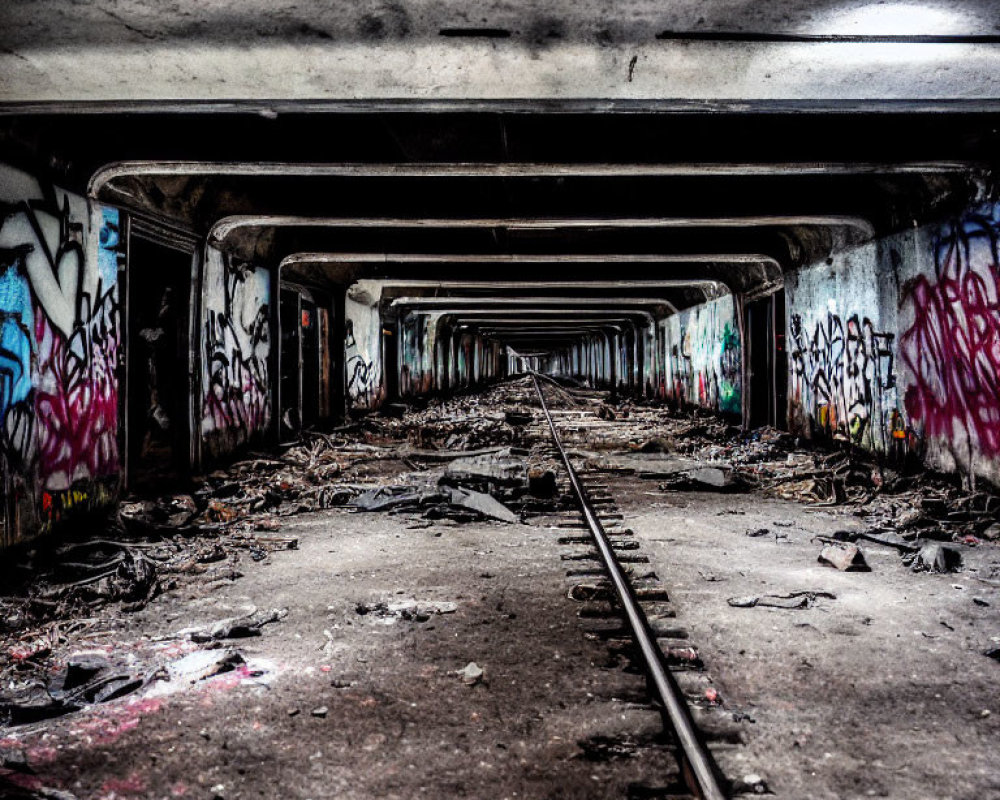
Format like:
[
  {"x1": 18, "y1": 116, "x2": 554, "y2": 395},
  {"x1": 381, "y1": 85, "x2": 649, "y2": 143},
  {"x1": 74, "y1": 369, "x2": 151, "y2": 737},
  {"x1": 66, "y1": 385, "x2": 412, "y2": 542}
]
[
  {"x1": 3, "y1": 394, "x2": 1000, "y2": 800},
  {"x1": 608, "y1": 476, "x2": 1000, "y2": 800},
  {"x1": 1, "y1": 506, "x2": 687, "y2": 800}
]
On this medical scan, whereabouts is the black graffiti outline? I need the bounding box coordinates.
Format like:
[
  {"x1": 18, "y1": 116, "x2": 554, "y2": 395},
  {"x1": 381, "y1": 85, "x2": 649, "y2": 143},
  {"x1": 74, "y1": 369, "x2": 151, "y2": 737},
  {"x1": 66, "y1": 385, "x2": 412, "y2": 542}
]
[
  {"x1": 203, "y1": 256, "x2": 271, "y2": 440},
  {"x1": 790, "y1": 311, "x2": 895, "y2": 450}
]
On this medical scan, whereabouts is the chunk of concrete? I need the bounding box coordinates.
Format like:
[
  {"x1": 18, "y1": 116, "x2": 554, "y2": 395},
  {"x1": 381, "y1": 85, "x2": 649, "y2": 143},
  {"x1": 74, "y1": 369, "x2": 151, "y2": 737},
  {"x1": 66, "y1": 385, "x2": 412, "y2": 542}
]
[
  {"x1": 443, "y1": 449, "x2": 527, "y2": 488},
  {"x1": 458, "y1": 662, "x2": 484, "y2": 686},
  {"x1": 440, "y1": 486, "x2": 518, "y2": 524},
  {"x1": 818, "y1": 544, "x2": 871, "y2": 572}
]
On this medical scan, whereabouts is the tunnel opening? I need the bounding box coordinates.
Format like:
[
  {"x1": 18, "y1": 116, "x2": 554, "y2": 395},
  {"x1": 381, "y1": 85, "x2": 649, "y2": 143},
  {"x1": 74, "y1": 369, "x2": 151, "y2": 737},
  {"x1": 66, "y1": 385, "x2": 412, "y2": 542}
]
[
  {"x1": 125, "y1": 235, "x2": 193, "y2": 490},
  {"x1": 279, "y1": 283, "x2": 335, "y2": 436},
  {"x1": 745, "y1": 289, "x2": 788, "y2": 430}
]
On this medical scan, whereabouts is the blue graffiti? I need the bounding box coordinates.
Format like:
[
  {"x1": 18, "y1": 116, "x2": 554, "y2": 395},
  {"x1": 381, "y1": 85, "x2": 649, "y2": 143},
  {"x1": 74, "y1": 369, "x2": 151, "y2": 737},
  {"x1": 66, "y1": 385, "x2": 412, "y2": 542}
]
[
  {"x1": 97, "y1": 207, "x2": 120, "y2": 290},
  {"x1": 0, "y1": 258, "x2": 34, "y2": 420}
]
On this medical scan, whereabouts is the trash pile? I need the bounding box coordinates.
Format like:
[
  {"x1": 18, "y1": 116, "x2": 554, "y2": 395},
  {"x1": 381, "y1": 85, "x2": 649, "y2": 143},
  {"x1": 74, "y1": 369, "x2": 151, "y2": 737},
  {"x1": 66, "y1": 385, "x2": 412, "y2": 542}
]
[
  {"x1": 362, "y1": 391, "x2": 521, "y2": 451},
  {"x1": 614, "y1": 416, "x2": 999, "y2": 549},
  {"x1": 351, "y1": 483, "x2": 518, "y2": 524},
  {"x1": 0, "y1": 518, "x2": 292, "y2": 633}
]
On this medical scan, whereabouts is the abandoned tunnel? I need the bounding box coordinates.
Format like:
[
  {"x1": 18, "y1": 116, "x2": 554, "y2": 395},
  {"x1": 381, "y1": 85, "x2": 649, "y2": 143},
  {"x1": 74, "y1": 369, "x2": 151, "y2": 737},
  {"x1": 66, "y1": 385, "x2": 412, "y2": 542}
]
[{"x1": 2, "y1": 2, "x2": 1000, "y2": 798}]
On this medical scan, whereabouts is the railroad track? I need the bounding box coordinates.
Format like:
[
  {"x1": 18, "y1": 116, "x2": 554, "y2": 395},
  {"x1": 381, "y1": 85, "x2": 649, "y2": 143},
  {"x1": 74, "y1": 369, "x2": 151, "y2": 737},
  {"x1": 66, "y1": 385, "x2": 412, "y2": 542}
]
[{"x1": 528, "y1": 374, "x2": 739, "y2": 800}]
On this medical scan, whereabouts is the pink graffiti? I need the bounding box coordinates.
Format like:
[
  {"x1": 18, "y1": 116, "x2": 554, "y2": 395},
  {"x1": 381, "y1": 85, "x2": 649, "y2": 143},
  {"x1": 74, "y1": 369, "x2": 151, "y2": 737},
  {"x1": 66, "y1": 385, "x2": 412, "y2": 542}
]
[
  {"x1": 901, "y1": 217, "x2": 1000, "y2": 458},
  {"x1": 33, "y1": 303, "x2": 120, "y2": 491},
  {"x1": 202, "y1": 378, "x2": 269, "y2": 439}
]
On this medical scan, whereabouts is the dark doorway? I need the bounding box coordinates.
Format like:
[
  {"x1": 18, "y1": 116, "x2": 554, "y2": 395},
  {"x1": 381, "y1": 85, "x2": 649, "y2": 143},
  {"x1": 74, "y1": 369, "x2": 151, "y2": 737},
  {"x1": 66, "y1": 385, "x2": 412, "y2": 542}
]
[
  {"x1": 745, "y1": 290, "x2": 787, "y2": 429},
  {"x1": 318, "y1": 307, "x2": 331, "y2": 420},
  {"x1": 382, "y1": 324, "x2": 398, "y2": 402},
  {"x1": 279, "y1": 288, "x2": 301, "y2": 436},
  {"x1": 300, "y1": 297, "x2": 319, "y2": 427},
  {"x1": 126, "y1": 237, "x2": 192, "y2": 489},
  {"x1": 280, "y1": 286, "x2": 332, "y2": 433}
]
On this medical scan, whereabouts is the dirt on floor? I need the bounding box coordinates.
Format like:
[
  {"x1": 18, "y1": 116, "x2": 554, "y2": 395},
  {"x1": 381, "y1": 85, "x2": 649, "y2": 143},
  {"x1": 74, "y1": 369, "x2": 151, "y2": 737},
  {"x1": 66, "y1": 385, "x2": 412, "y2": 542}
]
[
  {"x1": 1, "y1": 505, "x2": 693, "y2": 800},
  {"x1": 599, "y1": 467, "x2": 1000, "y2": 800},
  {"x1": 2, "y1": 377, "x2": 999, "y2": 800}
]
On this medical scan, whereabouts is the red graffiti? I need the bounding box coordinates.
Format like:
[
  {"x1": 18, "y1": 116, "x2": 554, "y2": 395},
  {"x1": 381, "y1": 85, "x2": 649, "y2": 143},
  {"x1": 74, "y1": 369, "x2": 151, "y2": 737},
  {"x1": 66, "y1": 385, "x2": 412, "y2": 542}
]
[
  {"x1": 900, "y1": 216, "x2": 1000, "y2": 459},
  {"x1": 33, "y1": 306, "x2": 120, "y2": 491}
]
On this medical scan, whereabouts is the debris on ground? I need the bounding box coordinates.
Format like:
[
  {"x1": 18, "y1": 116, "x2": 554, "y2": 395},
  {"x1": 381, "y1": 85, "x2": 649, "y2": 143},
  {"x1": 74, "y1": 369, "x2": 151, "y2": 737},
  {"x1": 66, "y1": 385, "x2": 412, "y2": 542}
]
[
  {"x1": 458, "y1": 662, "x2": 484, "y2": 686},
  {"x1": 527, "y1": 467, "x2": 557, "y2": 498},
  {"x1": 1, "y1": 372, "x2": 998, "y2": 780},
  {"x1": 350, "y1": 484, "x2": 518, "y2": 524},
  {"x1": 733, "y1": 773, "x2": 770, "y2": 795},
  {"x1": 164, "y1": 649, "x2": 247, "y2": 686},
  {"x1": 354, "y1": 599, "x2": 458, "y2": 622},
  {"x1": 727, "y1": 591, "x2": 837, "y2": 609},
  {"x1": 905, "y1": 543, "x2": 964, "y2": 573},
  {"x1": 176, "y1": 607, "x2": 288, "y2": 642},
  {"x1": 504, "y1": 409, "x2": 533, "y2": 426},
  {"x1": 637, "y1": 436, "x2": 675, "y2": 454},
  {"x1": 441, "y1": 448, "x2": 528, "y2": 491},
  {"x1": 818, "y1": 544, "x2": 871, "y2": 572},
  {"x1": 0, "y1": 645, "x2": 258, "y2": 728},
  {"x1": 658, "y1": 465, "x2": 754, "y2": 493}
]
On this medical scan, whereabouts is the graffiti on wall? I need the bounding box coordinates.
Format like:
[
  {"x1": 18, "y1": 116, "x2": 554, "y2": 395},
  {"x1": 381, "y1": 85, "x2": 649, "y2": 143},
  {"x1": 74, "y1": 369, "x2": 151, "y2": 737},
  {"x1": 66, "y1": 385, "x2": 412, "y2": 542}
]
[
  {"x1": 345, "y1": 318, "x2": 379, "y2": 408},
  {"x1": 789, "y1": 310, "x2": 895, "y2": 450},
  {"x1": 0, "y1": 167, "x2": 121, "y2": 537},
  {"x1": 665, "y1": 296, "x2": 741, "y2": 415},
  {"x1": 201, "y1": 251, "x2": 270, "y2": 457},
  {"x1": 900, "y1": 209, "x2": 1000, "y2": 466}
]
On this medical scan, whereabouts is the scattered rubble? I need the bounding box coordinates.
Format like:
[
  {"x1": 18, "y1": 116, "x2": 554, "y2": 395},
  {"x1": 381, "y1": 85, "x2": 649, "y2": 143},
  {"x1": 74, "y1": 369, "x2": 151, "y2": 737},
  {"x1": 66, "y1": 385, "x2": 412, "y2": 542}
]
[
  {"x1": 354, "y1": 599, "x2": 458, "y2": 622},
  {"x1": 2, "y1": 373, "x2": 998, "y2": 789},
  {"x1": 0, "y1": 644, "x2": 263, "y2": 728},
  {"x1": 350, "y1": 484, "x2": 518, "y2": 524},
  {"x1": 175, "y1": 607, "x2": 288, "y2": 643},
  {"x1": 906, "y1": 543, "x2": 964, "y2": 574},
  {"x1": 727, "y1": 591, "x2": 837, "y2": 610},
  {"x1": 658, "y1": 465, "x2": 753, "y2": 493},
  {"x1": 458, "y1": 662, "x2": 484, "y2": 686},
  {"x1": 818, "y1": 543, "x2": 871, "y2": 572}
]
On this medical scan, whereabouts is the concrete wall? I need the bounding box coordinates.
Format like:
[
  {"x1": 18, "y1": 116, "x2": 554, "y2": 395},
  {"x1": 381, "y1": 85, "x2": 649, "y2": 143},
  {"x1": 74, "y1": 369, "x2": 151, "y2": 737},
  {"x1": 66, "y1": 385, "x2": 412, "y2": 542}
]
[
  {"x1": 785, "y1": 240, "x2": 900, "y2": 453},
  {"x1": 661, "y1": 294, "x2": 742, "y2": 415},
  {"x1": 548, "y1": 326, "x2": 648, "y2": 394},
  {"x1": 200, "y1": 246, "x2": 271, "y2": 460},
  {"x1": 344, "y1": 281, "x2": 384, "y2": 410},
  {"x1": 786, "y1": 200, "x2": 1000, "y2": 487},
  {"x1": 399, "y1": 312, "x2": 439, "y2": 398},
  {"x1": 897, "y1": 204, "x2": 1000, "y2": 485},
  {"x1": 0, "y1": 163, "x2": 122, "y2": 545}
]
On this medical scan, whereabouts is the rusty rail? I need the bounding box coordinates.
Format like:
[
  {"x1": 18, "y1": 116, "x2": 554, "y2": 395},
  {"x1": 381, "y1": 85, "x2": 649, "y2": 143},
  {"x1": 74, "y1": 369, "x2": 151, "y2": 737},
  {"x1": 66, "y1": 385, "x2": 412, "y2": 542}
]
[{"x1": 531, "y1": 373, "x2": 728, "y2": 800}]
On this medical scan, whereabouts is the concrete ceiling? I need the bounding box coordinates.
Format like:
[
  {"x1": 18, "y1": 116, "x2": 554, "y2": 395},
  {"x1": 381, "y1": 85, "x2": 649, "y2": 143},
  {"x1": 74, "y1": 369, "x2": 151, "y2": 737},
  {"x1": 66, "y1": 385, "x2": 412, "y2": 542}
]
[
  {"x1": 3, "y1": 3, "x2": 1000, "y2": 358},
  {"x1": 4, "y1": 1, "x2": 1000, "y2": 104}
]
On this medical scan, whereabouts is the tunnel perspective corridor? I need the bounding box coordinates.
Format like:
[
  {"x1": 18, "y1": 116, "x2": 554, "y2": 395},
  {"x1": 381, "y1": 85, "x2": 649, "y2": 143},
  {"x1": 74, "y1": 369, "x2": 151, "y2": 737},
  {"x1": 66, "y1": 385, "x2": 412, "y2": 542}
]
[{"x1": 3, "y1": 3, "x2": 1000, "y2": 799}]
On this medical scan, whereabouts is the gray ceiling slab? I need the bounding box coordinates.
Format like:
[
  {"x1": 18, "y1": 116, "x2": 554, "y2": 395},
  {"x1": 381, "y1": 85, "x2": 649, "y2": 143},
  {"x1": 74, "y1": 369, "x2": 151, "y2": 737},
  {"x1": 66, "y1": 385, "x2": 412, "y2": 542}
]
[{"x1": 4, "y1": 2, "x2": 1000, "y2": 104}]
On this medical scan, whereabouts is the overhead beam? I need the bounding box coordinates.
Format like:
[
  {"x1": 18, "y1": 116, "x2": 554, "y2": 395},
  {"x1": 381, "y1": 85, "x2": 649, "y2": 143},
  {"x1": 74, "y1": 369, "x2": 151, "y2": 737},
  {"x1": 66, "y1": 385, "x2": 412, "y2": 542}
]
[
  {"x1": 370, "y1": 279, "x2": 727, "y2": 291},
  {"x1": 393, "y1": 296, "x2": 678, "y2": 309},
  {"x1": 282, "y1": 252, "x2": 780, "y2": 266},
  {"x1": 90, "y1": 160, "x2": 979, "y2": 198},
  {"x1": 208, "y1": 213, "x2": 875, "y2": 243}
]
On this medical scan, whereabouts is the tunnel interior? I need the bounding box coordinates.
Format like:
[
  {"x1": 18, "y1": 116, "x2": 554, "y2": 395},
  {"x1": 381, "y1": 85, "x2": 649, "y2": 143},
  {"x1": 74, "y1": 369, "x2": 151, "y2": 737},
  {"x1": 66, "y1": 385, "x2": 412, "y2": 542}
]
[
  {"x1": 5, "y1": 4, "x2": 1000, "y2": 797},
  {"x1": 0, "y1": 108, "x2": 997, "y2": 527}
]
